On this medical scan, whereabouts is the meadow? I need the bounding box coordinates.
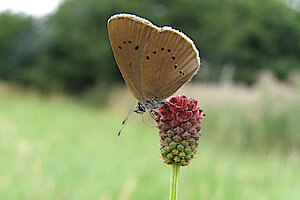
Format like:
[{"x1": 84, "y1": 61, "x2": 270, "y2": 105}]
[{"x1": 0, "y1": 75, "x2": 300, "y2": 200}]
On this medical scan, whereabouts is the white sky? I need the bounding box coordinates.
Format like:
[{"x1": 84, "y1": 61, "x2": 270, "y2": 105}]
[
  {"x1": 0, "y1": 0, "x2": 62, "y2": 17},
  {"x1": 0, "y1": 0, "x2": 298, "y2": 17}
]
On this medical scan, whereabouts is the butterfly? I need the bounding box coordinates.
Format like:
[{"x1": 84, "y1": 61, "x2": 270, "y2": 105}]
[{"x1": 107, "y1": 13, "x2": 200, "y2": 134}]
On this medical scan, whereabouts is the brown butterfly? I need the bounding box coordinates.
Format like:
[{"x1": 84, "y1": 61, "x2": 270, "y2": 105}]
[{"x1": 107, "y1": 13, "x2": 200, "y2": 134}]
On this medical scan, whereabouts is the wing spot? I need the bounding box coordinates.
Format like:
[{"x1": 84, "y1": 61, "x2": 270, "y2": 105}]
[
  {"x1": 180, "y1": 81, "x2": 184, "y2": 84},
  {"x1": 179, "y1": 70, "x2": 184, "y2": 75},
  {"x1": 135, "y1": 46, "x2": 139, "y2": 50},
  {"x1": 129, "y1": 40, "x2": 132, "y2": 43},
  {"x1": 146, "y1": 56, "x2": 150, "y2": 60},
  {"x1": 123, "y1": 41, "x2": 126, "y2": 44},
  {"x1": 174, "y1": 65, "x2": 178, "y2": 69},
  {"x1": 161, "y1": 48, "x2": 164, "y2": 51},
  {"x1": 171, "y1": 56, "x2": 175, "y2": 60},
  {"x1": 119, "y1": 46, "x2": 122, "y2": 49},
  {"x1": 153, "y1": 51, "x2": 157, "y2": 54},
  {"x1": 167, "y1": 49, "x2": 171, "y2": 52}
]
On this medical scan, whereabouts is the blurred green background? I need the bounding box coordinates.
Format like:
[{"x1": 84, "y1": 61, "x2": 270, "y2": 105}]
[{"x1": 0, "y1": 0, "x2": 300, "y2": 199}]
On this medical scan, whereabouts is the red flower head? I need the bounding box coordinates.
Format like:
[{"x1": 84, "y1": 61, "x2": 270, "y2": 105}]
[{"x1": 156, "y1": 95, "x2": 205, "y2": 166}]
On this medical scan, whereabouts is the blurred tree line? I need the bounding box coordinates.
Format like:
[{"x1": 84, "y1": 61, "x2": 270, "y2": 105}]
[{"x1": 0, "y1": 0, "x2": 299, "y2": 94}]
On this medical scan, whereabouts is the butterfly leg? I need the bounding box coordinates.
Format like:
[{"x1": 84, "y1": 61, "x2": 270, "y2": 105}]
[
  {"x1": 149, "y1": 109, "x2": 160, "y2": 123},
  {"x1": 166, "y1": 101, "x2": 181, "y2": 108}
]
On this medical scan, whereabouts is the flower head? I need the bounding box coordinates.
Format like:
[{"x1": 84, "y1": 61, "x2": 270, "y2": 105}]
[{"x1": 156, "y1": 95, "x2": 205, "y2": 166}]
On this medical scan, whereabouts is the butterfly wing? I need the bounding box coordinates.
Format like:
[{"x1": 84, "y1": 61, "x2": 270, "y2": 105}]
[
  {"x1": 107, "y1": 14, "x2": 159, "y2": 102},
  {"x1": 140, "y1": 27, "x2": 200, "y2": 100}
]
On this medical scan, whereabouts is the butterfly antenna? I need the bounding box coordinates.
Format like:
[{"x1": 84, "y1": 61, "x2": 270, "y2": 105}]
[{"x1": 118, "y1": 105, "x2": 137, "y2": 136}]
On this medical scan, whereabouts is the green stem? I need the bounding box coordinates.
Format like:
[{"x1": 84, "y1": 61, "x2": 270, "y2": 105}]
[{"x1": 169, "y1": 163, "x2": 180, "y2": 200}]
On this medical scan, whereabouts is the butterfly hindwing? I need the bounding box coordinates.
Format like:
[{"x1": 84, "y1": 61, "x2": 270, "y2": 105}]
[{"x1": 140, "y1": 27, "x2": 200, "y2": 100}]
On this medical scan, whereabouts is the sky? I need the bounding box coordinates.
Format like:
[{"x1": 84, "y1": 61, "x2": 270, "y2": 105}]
[
  {"x1": 0, "y1": 0, "x2": 62, "y2": 17},
  {"x1": 0, "y1": 0, "x2": 298, "y2": 17}
]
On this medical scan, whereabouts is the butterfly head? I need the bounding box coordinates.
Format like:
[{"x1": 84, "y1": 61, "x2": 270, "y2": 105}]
[{"x1": 134, "y1": 102, "x2": 146, "y2": 114}]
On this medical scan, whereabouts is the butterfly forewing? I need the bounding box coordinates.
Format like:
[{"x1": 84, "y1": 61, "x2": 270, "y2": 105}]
[
  {"x1": 107, "y1": 14, "x2": 159, "y2": 102},
  {"x1": 140, "y1": 27, "x2": 200, "y2": 100}
]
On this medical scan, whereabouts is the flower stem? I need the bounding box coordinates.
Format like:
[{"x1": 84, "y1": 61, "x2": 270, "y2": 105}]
[{"x1": 169, "y1": 163, "x2": 180, "y2": 200}]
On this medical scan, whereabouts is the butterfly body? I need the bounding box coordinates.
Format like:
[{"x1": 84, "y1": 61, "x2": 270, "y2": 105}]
[{"x1": 132, "y1": 99, "x2": 163, "y2": 115}]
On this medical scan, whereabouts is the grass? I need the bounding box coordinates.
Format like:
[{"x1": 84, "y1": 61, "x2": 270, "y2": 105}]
[{"x1": 0, "y1": 83, "x2": 300, "y2": 200}]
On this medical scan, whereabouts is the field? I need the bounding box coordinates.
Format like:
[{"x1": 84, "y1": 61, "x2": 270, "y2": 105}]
[{"x1": 0, "y1": 78, "x2": 300, "y2": 200}]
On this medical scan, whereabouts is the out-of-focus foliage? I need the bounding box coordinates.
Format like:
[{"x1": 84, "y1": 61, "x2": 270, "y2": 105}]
[
  {"x1": 0, "y1": 0, "x2": 300, "y2": 93},
  {"x1": 0, "y1": 12, "x2": 34, "y2": 79}
]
